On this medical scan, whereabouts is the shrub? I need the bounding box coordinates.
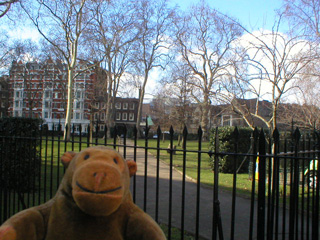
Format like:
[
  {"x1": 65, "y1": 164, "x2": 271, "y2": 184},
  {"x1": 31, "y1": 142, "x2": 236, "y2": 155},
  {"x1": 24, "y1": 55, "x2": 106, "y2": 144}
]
[
  {"x1": 209, "y1": 127, "x2": 253, "y2": 173},
  {"x1": 0, "y1": 117, "x2": 43, "y2": 193}
]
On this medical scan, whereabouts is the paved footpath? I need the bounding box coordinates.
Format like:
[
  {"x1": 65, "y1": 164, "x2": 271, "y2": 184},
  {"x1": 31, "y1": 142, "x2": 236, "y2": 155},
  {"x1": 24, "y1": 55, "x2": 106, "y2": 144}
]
[
  {"x1": 117, "y1": 141, "x2": 315, "y2": 239},
  {"x1": 117, "y1": 141, "x2": 259, "y2": 240}
]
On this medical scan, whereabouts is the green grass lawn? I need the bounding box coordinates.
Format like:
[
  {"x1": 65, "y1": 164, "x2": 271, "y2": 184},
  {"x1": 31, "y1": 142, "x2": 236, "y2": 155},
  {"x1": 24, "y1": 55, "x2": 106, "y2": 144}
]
[{"x1": 136, "y1": 139, "x2": 255, "y2": 195}]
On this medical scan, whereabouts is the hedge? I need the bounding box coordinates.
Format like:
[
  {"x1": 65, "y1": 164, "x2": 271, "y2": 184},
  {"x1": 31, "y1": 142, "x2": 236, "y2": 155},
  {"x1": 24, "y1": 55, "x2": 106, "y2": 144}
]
[
  {"x1": 0, "y1": 117, "x2": 43, "y2": 193},
  {"x1": 209, "y1": 126, "x2": 253, "y2": 173}
]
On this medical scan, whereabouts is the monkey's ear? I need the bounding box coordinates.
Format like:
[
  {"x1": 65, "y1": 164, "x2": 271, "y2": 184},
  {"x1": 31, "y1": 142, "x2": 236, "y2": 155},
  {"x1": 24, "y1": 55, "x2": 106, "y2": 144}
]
[
  {"x1": 126, "y1": 160, "x2": 137, "y2": 177},
  {"x1": 61, "y1": 151, "x2": 76, "y2": 168}
]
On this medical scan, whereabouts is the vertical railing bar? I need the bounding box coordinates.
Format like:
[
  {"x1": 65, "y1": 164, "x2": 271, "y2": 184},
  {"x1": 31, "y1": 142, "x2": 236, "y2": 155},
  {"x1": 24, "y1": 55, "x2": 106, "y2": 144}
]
[
  {"x1": 38, "y1": 124, "x2": 43, "y2": 205},
  {"x1": 79, "y1": 124, "x2": 82, "y2": 151},
  {"x1": 294, "y1": 129, "x2": 300, "y2": 239},
  {"x1": 168, "y1": 126, "x2": 174, "y2": 240},
  {"x1": 249, "y1": 128, "x2": 259, "y2": 240},
  {"x1": 306, "y1": 133, "x2": 311, "y2": 240},
  {"x1": 257, "y1": 129, "x2": 266, "y2": 240},
  {"x1": 113, "y1": 125, "x2": 117, "y2": 150},
  {"x1": 43, "y1": 125, "x2": 49, "y2": 203},
  {"x1": 156, "y1": 126, "x2": 162, "y2": 223},
  {"x1": 282, "y1": 137, "x2": 288, "y2": 240},
  {"x1": 271, "y1": 129, "x2": 280, "y2": 240},
  {"x1": 3, "y1": 133, "x2": 11, "y2": 222},
  {"x1": 196, "y1": 126, "x2": 202, "y2": 240},
  {"x1": 123, "y1": 125, "x2": 127, "y2": 159},
  {"x1": 267, "y1": 134, "x2": 273, "y2": 240},
  {"x1": 64, "y1": 125, "x2": 68, "y2": 154},
  {"x1": 13, "y1": 129, "x2": 18, "y2": 213},
  {"x1": 212, "y1": 127, "x2": 223, "y2": 240},
  {"x1": 0, "y1": 129, "x2": 3, "y2": 222},
  {"x1": 32, "y1": 123, "x2": 37, "y2": 207},
  {"x1": 57, "y1": 123, "x2": 61, "y2": 191},
  {"x1": 87, "y1": 124, "x2": 90, "y2": 148},
  {"x1": 301, "y1": 134, "x2": 306, "y2": 240},
  {"x1": 95, "y1": 121, "x2": 99, "y2": 146},
  {"x1": 180, "y1": 126, "x2": 188, "y2": 240},
  {"x1": 71, "y1": 124, "x2": 75, "y2": 150},
  {"x1": 26, "y1": 126, "x2": 31, "y2": 208},
  {"x1": 312, "y1": 131, "x2": 320, "y2": 240},
  {"x1": 132, "y1": 126, "x2": 137, "y2": 203},
  {"x1": 143, "y1": 124, "x2": 150, "y2": 212},
  {"x1": 50, "y1": 124, "x2": 54, "y2": 199},
  {"x1": 104, "y1": 124, "x2": 107, "y2": 146},
  {"x1": 230, "y1": 127, "x2": 239, "y2": 240}
]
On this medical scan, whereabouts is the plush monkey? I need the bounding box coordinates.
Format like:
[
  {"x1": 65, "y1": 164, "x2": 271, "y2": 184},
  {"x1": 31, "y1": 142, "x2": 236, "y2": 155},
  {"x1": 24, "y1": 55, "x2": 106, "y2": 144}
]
[{"x1": 0, "y1": 146, "x2": 166, "y2": 240}]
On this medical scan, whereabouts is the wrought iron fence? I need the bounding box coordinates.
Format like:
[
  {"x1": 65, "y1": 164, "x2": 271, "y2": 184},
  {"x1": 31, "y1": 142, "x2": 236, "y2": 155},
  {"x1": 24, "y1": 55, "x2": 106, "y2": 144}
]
[{"x1": 0, "y1": 123, "x2": 319, "y2": 240}]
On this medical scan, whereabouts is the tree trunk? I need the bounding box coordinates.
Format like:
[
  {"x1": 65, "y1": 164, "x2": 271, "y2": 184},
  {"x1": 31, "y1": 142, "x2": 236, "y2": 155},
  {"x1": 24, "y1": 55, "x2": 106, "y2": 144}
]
[{"x1": 64, "y1": 68, "x2": 74, "y2": 140}]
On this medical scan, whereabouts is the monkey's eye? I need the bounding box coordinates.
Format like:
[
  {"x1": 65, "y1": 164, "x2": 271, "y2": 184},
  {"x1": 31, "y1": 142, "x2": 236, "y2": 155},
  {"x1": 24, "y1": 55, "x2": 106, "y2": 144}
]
[
  {"x1": 84, "y1": 154, "x2": 90, "y2": 160},
  {"x1": 113, "y1": 158, "x2": 118, "y2": 164}
]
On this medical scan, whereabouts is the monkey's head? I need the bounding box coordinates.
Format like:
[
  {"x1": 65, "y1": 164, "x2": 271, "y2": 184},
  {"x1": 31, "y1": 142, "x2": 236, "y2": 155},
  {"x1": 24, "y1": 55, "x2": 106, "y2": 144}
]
[{"x1": 61, "y1": 146, "x2": 137, "y2": 217}]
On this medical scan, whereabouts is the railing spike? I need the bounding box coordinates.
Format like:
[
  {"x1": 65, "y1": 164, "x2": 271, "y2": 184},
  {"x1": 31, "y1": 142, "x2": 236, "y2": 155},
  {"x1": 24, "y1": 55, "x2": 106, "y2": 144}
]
[
  {"x1": 157, "y1": 125, "x2": 161, "y2": 136},
  {"x1": 169, "y1": 126, "x2": 174, "y2": 135},
  {"x1": 183, "y1": 125, "x2": 188, "y2": 137},
  {"x1": 198, "y1": 126, "x2": 203, "y2": 138},
  {"x1": 272, "y1": 128, "x2": 280, "y2": 143},
  {"x1": 233, "y1": 126, "x2": 239, "y2": 140}
]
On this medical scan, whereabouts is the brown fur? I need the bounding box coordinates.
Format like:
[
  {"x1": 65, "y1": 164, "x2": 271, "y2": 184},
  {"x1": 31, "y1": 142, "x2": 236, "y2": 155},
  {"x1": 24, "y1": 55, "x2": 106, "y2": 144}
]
[{"x1": 0, "y1": 146, "x2": 166, "y2": 240}]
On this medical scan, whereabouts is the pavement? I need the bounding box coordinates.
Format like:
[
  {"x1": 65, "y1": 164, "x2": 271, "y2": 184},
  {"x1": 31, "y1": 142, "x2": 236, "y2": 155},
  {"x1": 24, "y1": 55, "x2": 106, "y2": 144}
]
[{"x1": 117, "y1": 140, "x2": 316, "y2": 240}]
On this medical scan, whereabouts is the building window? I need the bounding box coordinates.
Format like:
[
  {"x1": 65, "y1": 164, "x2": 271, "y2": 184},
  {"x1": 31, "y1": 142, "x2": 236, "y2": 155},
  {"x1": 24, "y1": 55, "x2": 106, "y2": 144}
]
[
  {"x1": 75, "y1": 112, "x2": 80, "y2": 119},
  {"x1": 116, "y1": 112, "x2": 121, "y2": 120},
  {"x1": 44, "y1": 101, "x2": 51, "y2": 108},
  {"x1": 101, "y1": 112, "x2": 105, "y2": 121},
  {"x1": 221, "y1": 115, "x2": 232, "y2": 126},
  {"x1": 129, "y1": 113, "x2": 134, "y2": 121},
  {"x1": 122, "y1": 112, "x2": 127, "y2": 121},
  {"x1": 44, "y1": 91, "x2": 52, "y2": 99},
  {"x1": 129, "y1": 102, "x2": 135, "y2": 110},
  {"x1": 115, "y1": 102, "x2": 121, "y2": 109},
  {"x1": 123, "y1": 102, "x2": 128, "y2": 109},
  {"x1": 44, "y1": 111, "x2": 49, "y2": 119},
  {"x1": 75, "y1": 102, "x2": 81, "y2": 109}
]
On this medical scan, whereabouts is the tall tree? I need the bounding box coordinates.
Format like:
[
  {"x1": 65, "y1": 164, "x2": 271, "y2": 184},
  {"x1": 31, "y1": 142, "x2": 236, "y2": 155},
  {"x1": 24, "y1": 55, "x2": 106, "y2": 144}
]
[
  {"x1": 88, "y1": 0, "x2": 138, "y2": 137},
  {"x1": 133, "y1": 0, "x2": 175, "y2": 136},
  {"x1": 229, "y1": 17, "x2": 317, "y2": 131},
  {"x1": 174, "y1": 1, "x2": 242, "y2": 138},
  {"x1": 20, "y1": 0, "x2": 96, "y2": 140}
]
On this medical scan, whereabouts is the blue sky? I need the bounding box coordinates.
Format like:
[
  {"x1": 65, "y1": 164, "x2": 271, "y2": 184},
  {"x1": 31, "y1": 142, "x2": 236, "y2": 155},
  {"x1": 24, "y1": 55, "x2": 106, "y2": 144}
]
[{"x1": 171, "y1": 0, "x2": 284, "y2": 31}]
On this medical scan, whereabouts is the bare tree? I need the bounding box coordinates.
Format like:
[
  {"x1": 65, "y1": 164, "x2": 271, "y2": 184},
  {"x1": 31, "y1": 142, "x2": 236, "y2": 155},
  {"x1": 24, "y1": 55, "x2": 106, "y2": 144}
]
[
  {"x1": 173, "y1": 1, "x2": 242, "y2": 138},
  {"x1": 132, "y1": 0, "x2": 175, "y2": 137},
  {"x1": 283, "y1": 0, "x2": 320, "y2": 41},
  {"x1": 161, "y1": 63, "x2": 193, "y2": 139},
  {"x1": 88, "y1": 0, "x2": 139, "y2": 137},
  {"x1": 229, "y1": 17, "x2": 317, "y2": 132},
  {"x1": 284, "y1": 61, "x2": 320, "y2": 130},
  {"x1": 20, "y1": 0, "x2": 96, "y2": 140}
]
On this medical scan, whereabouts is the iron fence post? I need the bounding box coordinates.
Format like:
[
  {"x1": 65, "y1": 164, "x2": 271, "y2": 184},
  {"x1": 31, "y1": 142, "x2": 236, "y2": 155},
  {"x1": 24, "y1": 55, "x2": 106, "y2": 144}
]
[{"x1": 257, "y1": 129, "x2": 266, "y2": 240}]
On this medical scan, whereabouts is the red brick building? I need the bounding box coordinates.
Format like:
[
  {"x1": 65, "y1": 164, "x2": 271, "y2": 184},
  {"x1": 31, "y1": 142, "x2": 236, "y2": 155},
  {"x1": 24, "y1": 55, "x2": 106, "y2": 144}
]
[{"x1": 7, "y1": 59, "x2": 140, "y2": 133}]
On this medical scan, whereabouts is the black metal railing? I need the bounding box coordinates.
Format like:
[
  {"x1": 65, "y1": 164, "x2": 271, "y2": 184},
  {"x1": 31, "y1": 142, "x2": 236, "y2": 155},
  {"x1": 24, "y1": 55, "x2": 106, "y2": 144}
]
[{"x1": 0, "y1": 123, "x2": 319, "y2": 240}]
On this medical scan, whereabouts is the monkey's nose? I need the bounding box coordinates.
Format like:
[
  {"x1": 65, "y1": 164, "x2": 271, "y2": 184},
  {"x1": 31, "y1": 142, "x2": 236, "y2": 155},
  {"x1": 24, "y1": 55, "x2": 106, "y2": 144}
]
[{"x1": 93, "y1": 172, "x2": 107, "y2": 191}]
